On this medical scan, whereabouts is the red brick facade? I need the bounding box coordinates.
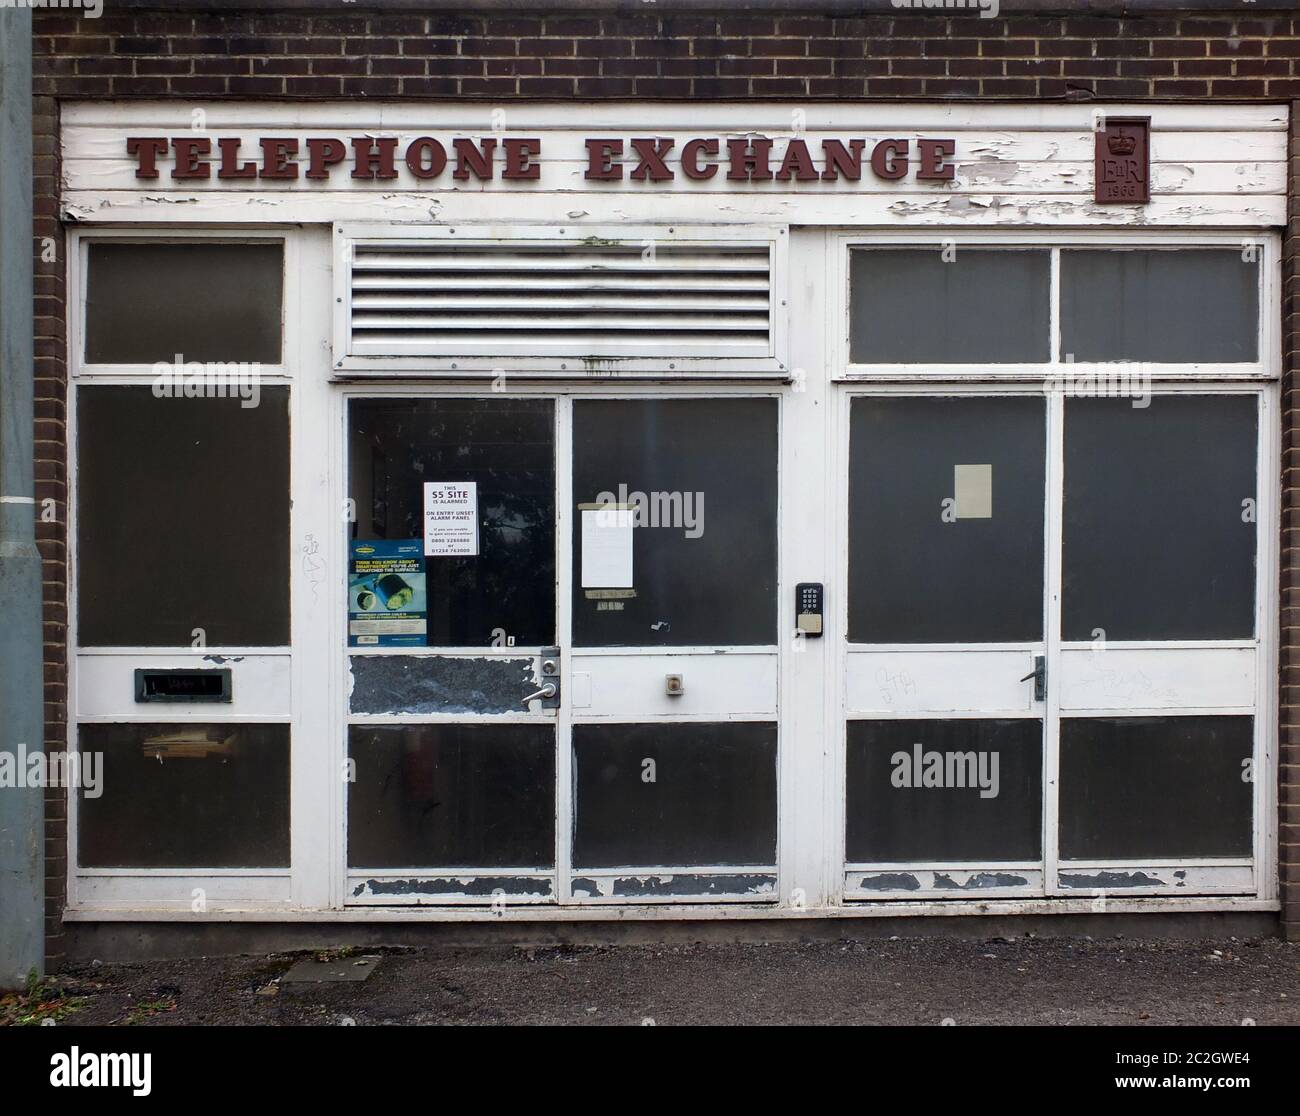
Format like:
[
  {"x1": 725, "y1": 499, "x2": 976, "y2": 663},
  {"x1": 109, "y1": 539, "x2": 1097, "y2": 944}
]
[{"x1": 31, "y1": 6, "x2": 1300, "y2": 965}]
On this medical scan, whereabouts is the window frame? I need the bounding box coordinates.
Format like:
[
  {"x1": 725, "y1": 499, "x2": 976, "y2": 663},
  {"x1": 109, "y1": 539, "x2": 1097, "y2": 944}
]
[
  {"x1": 834, "y1": 230, "x2": 1281, "y2": 383},
  {"x1": 66, "y1": 228, "x2": 301, "y2": 911},
  {"x1": 831, "y1": 378, "x2": 1279, "y2": 904},
  {"x1": 69, "y1": 227, "x2": 294, "y2": 379}
]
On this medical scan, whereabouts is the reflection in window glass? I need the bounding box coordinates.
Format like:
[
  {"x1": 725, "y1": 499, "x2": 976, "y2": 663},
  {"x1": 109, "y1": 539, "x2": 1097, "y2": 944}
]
[
  {"x1": 572, "y1": 722, "x2": 777, "y2": 868},
  {"x1": 1059, "y1": 716, "x2": 1253, "y2": 859},
  {"x1": 76, "y1": 387, "x2": 291, "y2": 647},
  {"x1": 848, "y1": 395, "x2": 1046, "y2": 643},
  {"x1": 846, "y1": 719, "x2": 1043, "y2": 863},
  {"x1": 85, "y1": 242, "x2": 283, "y2": 364},
  {"x1": 77, "y1": 723, "x2": 289, "y2": 867},
  {"x1": 572, "y1": 398, "x2": 778, "y2": 647},
  {"x1": 849, "y1": 249, "x2": 1050, "y2": 363},
  {"x1": 348, "y1": 724, "x2": 555, "y2": 869},
  {"x1": 1060, "y1": 249, "x2": 1259, "y2": 363},
  {"x1": 349, "y1": 399, "x2": 555, "y2": 647},
  {"x1": 1062, "y1": 395, "x2": 1256, "y2": 641}
]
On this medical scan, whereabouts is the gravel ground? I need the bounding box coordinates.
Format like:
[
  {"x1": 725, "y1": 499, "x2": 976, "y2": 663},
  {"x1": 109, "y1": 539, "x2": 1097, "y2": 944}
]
[{"x1": 21, "y1": 935, "x2": 1300, "y2": 1026}]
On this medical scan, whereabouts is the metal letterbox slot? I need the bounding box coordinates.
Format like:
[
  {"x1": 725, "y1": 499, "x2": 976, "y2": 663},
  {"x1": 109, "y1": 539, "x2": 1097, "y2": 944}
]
[{"x1": 134, "y1": 668, "x2": 232, "y2": 703}]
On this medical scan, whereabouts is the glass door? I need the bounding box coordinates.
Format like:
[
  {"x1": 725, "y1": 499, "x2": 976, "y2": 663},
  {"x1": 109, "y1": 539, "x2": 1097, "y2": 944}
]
[
  {"x1": 1054, "y1": 392, "x2": 1263, "y2": 896},
  {"x1": 344, "y1": 396, "x2": 560, "y2": 904},
  {"x1": 341, "y1": 391, "x2": 783, "y2": 906},
  {"x1": 841, "y1": 392, "x2": 1049, "y2": 898},
  {"x1": 566, "y1": 396, "x2": 781, "y2": 902},
  {"x1": 838, "y1": 387, "x2": 1269, "y2": 901}
]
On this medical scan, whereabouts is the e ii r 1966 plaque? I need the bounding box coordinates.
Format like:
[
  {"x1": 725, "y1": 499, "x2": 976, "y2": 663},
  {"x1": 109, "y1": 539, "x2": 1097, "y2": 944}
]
[{"x1": 1095, "y1": 117, "x2": 1150, "y2": 205}]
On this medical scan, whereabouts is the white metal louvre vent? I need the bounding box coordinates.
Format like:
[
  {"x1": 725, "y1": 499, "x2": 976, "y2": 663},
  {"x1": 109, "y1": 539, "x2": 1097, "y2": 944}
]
[{"x1": 343, "y1": 233, "x2": 778, "y2": 364}]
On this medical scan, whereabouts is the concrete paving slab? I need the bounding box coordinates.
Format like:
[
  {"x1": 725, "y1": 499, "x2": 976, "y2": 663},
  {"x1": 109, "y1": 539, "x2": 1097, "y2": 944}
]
[{"x1": 280, "y1": 956, "x2": 382, "y2": 984}]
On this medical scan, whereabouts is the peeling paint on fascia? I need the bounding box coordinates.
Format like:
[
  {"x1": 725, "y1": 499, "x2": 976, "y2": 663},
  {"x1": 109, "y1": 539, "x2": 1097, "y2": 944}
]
[
  {"x1": 946, "y1": 196, "x2": 992, "y2": 213},
  {"x1": 1059, "y1": 870, "x2": 1168, "y2": 889},
  {"x1": 964, "y1": 159, "x2": 1023, "y2": 185},
  {"x1": 856, "y1": 872, "x2": 922, "y2": 892},
  {"x1": 201, "y1": 654, "x2": 244, "y2": 664},
  {"x1": 609, "y1": 873, "x2": 776, "y2": 898},
  {"x1": 143, "y1": 195, "x2": 198, "y2": 205},
  {"x1": 932, "y1": 871, "x2": 1029, "y2": 890},
  {"x1": 966, "y1": 136, "x2": 1015, "y2": 159},
  {"x1": 355, "y1": 876, "x2": 554, "y2": 898}
]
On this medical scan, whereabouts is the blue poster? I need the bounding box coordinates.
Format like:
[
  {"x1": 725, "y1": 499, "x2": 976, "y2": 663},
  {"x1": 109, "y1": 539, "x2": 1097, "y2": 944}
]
[{"x1": 348, "y1": 540, "x2": 428, "y2": 647}]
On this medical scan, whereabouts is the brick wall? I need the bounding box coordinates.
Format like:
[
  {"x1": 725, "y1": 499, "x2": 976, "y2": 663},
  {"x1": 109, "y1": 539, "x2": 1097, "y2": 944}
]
[
  {"x1": 30, "y1": 7, "x2": 1300, "y2": 962},
  {"x1": 31, "y1": 10, "x2": 1300, "y2": 101},
  {"x1": 31, "y1": 80, "x2": 66, "y2": 971},
  {"x1": 1283, "y1": 105, "x2": 1300, "y2": 942}
]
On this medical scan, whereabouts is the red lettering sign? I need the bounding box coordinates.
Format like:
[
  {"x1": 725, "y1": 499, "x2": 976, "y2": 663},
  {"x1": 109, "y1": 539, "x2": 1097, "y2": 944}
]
[{"x1": 125, "y1": 134, "x2": 962, "y2": 187}]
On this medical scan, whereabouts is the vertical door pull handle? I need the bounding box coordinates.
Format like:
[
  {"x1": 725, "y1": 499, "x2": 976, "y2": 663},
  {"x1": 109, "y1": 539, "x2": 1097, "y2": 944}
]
[{"x1": 1019, "y1": 655, "x2": 1046, "y2": 702}]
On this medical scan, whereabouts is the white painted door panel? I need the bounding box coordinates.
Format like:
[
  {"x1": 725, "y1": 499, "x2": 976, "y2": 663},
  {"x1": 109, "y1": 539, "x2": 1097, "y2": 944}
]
[
  {"x1": 846, "y1": 649, "x2": 1038, "y2": 716},
  {"x1": 1057, "y1": 646, "x2": 1255, "y2": 712},
  {"x1": 75, "y1": 652, "x2": 291, "y2": 719},
  {"x1": 572, "y1": 650, "x2": 777, "y2": 719}
]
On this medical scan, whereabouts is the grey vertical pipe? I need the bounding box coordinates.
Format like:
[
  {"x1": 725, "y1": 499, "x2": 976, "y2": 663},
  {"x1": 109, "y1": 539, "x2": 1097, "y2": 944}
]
[{"x1": 0, "y1": 8, "x2": 44, "y2": 988}]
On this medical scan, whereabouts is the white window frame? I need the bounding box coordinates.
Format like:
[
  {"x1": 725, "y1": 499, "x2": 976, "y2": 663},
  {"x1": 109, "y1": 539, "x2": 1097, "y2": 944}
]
[
  {"x1": 65, "y1": 227, "x2": 302, "y2": 913},
  {"x1": 60, "y1": 223, "x2": 1283, "y2": 923},
  {"x1": 827, "y1": 228, "x2": 1281, "y2": 909},
  {"x1": 69, "y1": 227, "x2": 296, "y2": 380},
  {"x1": 336, "y1": 382, "x2": 786, "y2": 908},
  {"x1": 833, "y1": 230, "x2": 1280, "y2": 383}
]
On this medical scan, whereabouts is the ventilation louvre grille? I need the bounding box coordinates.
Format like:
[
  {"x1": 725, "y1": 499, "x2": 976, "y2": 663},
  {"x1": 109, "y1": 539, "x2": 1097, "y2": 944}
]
[{"x1": 347, "y1": 240, "x2": 774, "y2": 359}]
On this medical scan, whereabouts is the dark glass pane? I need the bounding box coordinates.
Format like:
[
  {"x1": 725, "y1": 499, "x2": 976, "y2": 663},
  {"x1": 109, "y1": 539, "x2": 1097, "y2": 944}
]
[
  {"x1": 349, "y1": 398, "x2": 555, "y2": 647},
  {"x1": 85, "y1": 242, "x2": 283, "y2": 364},
  {"x1": 849, "y1": 249, "x2": 1050, "y2": 363},
  {"x1": 76, "y1": 387, "x2": 290, "y2": 646},
  {"x1": 572, "y1": 722, "x2": 777, "y2": 868},
  {"x1": 77, "y1": 723, "x2": 289, "y2": 867},
  {"x1": 848, "y1": 395, "x2": 1046, "y2": 643},
  {"x1": 1062, "y1": 395, "x2": 1256, "y2": 641},
  {"x1": 845, "y1": 719, "x2": 1042, "y2": 862},
  {"x1": 1059, "y1": 716, "x2": 1253, "y2": 859},
  {"x1": 572, "y1": 398, "x2": 778, "y2": 647},
  {"x1": 1060, "y1": 250, "x2": 1258, "y2": 363},
  {"x1": 348, "y1": 724, "x2": 555, "y2": 868}
]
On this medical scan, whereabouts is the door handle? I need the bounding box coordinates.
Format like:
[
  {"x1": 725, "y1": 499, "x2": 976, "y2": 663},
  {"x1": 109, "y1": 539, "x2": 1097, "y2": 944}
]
[
  {"x1": 524, "y1": 646, "x2": 562, "y2": 710},
  {"x1": 522, "y1": 682, "x2": 557, "y2": 707},
  {"x1": 1019, "y1": 655, "x2": 1046, "y2": 702}
]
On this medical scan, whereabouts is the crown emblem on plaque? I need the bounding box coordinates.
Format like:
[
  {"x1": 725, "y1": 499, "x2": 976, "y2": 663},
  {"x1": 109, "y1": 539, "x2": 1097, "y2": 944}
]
[{"x1": 1107, "y1": 132, "x2": 1137, "y2": 156}]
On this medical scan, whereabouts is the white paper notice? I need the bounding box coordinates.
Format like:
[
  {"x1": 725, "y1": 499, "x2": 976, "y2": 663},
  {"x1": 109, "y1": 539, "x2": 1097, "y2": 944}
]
[
  {"x1": 581, "y1": 507, "x2": 634, "y2": 588},
  {"x1": 423, "y1": 481, "x2": 479, "y2": 556},
  {"x1": 953, "y1": 463, "x2": 993, "y2": 520}
]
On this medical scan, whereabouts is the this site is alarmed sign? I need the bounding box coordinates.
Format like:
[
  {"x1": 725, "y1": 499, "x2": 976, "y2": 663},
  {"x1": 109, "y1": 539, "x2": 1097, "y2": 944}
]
[{"x1": 423, "y1": 481, "x2": 479, "y2": 557}]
